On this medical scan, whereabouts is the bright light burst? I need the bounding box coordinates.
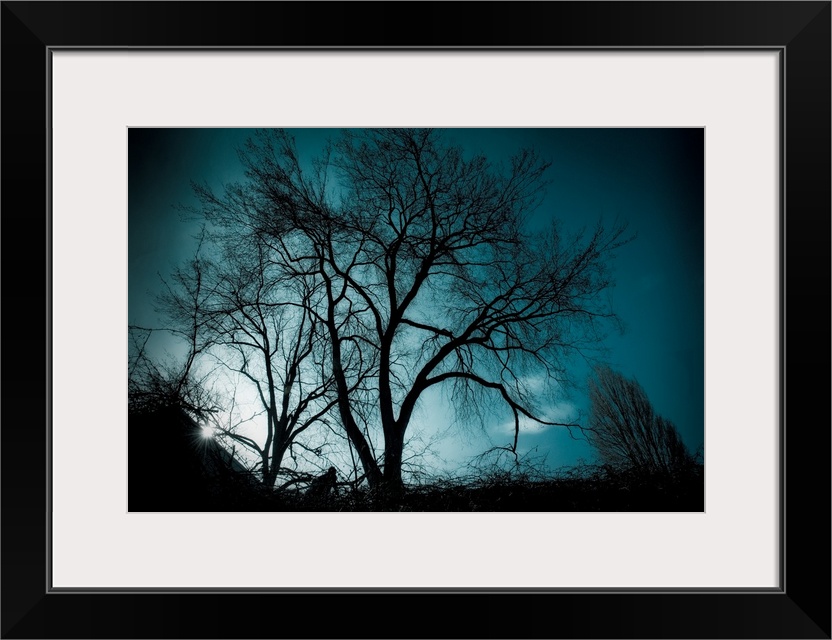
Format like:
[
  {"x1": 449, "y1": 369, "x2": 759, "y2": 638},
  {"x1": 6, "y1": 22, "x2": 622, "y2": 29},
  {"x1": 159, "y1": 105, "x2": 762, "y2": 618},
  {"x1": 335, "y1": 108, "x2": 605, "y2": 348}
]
[{"x1": 201, "y1": 425, "x2": 216, "y2": 440}]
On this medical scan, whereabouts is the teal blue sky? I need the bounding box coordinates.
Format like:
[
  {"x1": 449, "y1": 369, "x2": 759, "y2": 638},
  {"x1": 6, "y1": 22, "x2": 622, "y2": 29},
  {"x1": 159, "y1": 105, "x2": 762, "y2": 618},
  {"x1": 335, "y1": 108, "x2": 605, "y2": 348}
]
[{"x1": 129, "y1": 128, "x2": 704, "y2": 472}]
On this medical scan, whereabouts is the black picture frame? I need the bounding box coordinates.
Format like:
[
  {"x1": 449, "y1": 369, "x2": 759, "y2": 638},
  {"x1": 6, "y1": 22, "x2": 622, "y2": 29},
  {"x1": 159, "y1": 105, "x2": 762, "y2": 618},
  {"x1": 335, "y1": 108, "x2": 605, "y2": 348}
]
[{"x1": 2, "y1": 2, "x2": 829, "y2": 638}]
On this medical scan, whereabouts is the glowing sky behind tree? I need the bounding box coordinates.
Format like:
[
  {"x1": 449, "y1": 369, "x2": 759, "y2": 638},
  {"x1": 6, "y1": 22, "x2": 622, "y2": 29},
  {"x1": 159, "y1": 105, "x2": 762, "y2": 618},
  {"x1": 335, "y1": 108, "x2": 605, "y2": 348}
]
[{"x1": 129, "y1": 128, "x2": 704, "y2": 474}]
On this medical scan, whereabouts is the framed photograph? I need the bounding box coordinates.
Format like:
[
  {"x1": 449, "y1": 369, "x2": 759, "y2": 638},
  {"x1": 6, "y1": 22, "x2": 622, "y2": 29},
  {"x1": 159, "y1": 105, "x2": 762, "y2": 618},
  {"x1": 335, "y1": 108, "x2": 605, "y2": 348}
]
[
  {"x1": 3, "y1": 2, "x2": 829, "y2": 638},
  {"x1": 126, "y1": 125, "x2": 706, "y2": 516}
]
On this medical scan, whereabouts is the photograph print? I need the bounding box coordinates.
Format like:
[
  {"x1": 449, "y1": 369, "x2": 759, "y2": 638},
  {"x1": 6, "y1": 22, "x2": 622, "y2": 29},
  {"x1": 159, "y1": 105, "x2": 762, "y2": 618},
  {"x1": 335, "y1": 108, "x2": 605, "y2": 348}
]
[{"x1": 128, "y1": 127, "x2": 704, "y2": 512}]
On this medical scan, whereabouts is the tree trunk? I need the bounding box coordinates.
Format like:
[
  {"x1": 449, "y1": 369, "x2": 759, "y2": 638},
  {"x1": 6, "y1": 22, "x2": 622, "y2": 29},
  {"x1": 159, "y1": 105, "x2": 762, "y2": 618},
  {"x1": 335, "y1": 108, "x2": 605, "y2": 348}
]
[
  {"x1": 381, "y1": 427, "x2": 405, "y2": 491},
  {"x1": 265, "y1": 439, "x2": 290, "y2": 488},
  {"x1": 322, "y1": 275, "x2": 384, "y2": 488}
]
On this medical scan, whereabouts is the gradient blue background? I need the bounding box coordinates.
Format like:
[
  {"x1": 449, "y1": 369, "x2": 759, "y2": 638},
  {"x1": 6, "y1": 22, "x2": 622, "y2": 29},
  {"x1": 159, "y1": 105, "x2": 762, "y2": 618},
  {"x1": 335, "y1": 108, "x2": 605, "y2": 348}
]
[{"x1": 129, "y1": 128, "x2": 704, "y2": 473}]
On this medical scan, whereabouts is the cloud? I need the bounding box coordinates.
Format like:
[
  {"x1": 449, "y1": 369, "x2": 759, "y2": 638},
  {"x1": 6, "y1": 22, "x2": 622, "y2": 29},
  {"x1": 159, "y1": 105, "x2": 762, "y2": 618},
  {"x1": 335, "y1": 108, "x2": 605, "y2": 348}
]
[{"x1": 491, "y1": 401, "x2": 578, "y2": 436}]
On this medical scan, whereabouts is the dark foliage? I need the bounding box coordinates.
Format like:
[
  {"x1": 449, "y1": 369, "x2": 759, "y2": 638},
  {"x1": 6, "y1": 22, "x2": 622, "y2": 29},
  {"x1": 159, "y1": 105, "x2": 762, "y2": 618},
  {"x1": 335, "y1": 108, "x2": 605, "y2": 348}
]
[
  {"x1": 129, "y1": 405, "x2": 266, "y2": 511},
  {"x1": 135, "y1": 462, "x2": 703, "y2": 512}
]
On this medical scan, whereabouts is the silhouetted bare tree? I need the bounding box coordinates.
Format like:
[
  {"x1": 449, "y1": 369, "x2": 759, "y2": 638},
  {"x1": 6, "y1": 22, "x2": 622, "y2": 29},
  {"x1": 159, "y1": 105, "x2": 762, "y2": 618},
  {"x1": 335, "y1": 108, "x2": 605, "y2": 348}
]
[
  {"x1": 189, "y1": 128, "x2": 629, "y2": 491},
  {"x1": 583, "y1": 365, "x2": 694, "y2": 474},
  {"x1": 155, "y1": 234, "x2": 340, "y2": 487}
]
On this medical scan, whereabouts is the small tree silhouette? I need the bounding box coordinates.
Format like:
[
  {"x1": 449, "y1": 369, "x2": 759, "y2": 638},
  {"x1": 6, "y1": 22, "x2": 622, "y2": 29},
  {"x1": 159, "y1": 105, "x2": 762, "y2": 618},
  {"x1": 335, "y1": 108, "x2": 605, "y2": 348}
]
[{"x1": 583, "y1": 365, "x2": 694, "y2": 475}]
